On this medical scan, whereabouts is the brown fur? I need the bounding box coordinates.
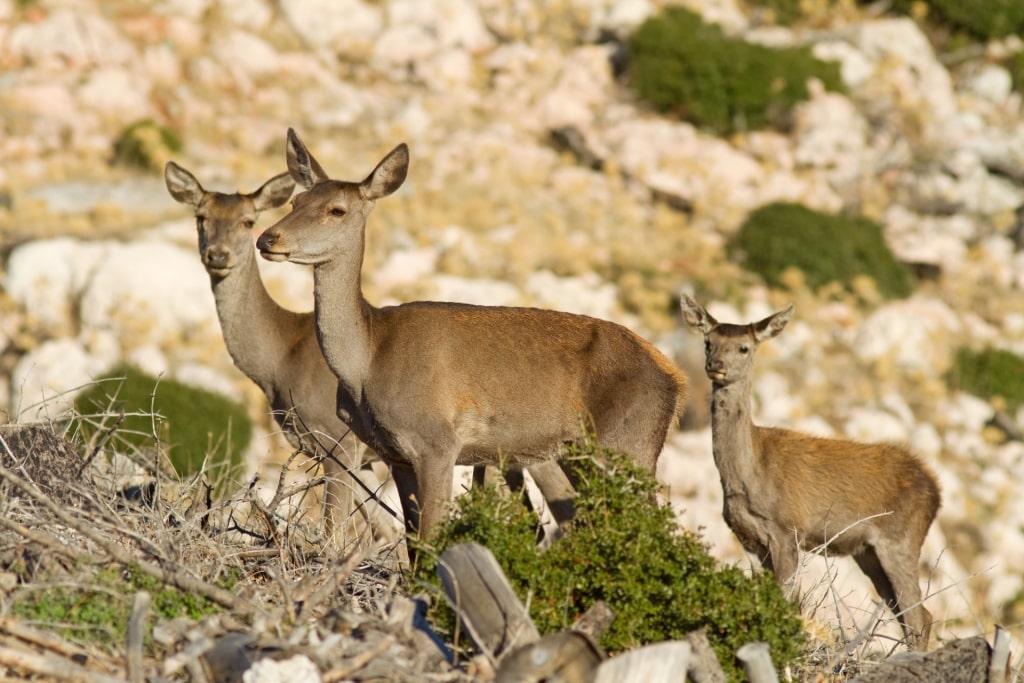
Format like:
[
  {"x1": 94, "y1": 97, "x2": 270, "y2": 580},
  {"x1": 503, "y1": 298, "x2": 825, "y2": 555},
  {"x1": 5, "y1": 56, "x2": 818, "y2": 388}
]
[
  {"x1": 256, "y1": 129, "x2": 688, "y2": 539},
  {"x1": 681, "y1": 295, "x2": 940, "y2": 650}
]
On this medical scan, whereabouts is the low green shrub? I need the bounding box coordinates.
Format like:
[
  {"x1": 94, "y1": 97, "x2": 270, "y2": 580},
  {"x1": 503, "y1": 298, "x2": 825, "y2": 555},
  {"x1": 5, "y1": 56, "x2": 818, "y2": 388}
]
[
  {"x1": 887, "y1": 0, "x2": 1024, "y2": 41},
  {"x1": 627, "y1": 6, "x2": 844, "y2": 134},
  {"x1": 949, "y1": 347, "x2": 1024, "y2": 411},
  {"x1": 111, "y1": 119, "x2": 182, "y2": 170},
  {"x1": 10, "y1": 564, "x2": 228, "y2": 646},
  {"x1": 416, "y1": 445, "x2": 806, "y2": 682},
  {"x1": 74, "y1": 364, "x2": 252, "y2": 479},
  {"x1": 729, "y1": 202, "x2": 913, "y2": 299}
]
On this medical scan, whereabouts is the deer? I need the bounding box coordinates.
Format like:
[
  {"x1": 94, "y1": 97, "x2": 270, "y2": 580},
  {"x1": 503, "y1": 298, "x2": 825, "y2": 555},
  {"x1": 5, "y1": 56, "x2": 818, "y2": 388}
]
[
  {"x1": 255, "y1": 128, "x2": 688, "y2": 540},
  {"x1": 164, "y1": 161, "x2": 378, "y2": 545},
  {"x1": 165, "y1": 161, "x2": 588, "y2": 543},
  {"x1": 680, "y1": 295, "x2": 941, "y2": 650}
]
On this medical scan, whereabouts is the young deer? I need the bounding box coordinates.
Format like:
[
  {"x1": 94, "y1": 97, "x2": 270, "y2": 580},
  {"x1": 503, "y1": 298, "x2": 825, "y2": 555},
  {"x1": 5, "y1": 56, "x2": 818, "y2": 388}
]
[
  {"x1": 256, "y1": 129, "x2": 688, "y2": 538},
  {"x1": 164, "y1": 162, "x2": 374, "y2": 544},
  {"x1": 680, "y1": 295, "x2": 940, "y2": 650}
]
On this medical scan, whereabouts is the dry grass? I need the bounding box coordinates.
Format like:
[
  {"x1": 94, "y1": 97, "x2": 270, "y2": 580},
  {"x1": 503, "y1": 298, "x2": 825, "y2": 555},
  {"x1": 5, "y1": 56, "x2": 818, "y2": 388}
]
[{"x1": 0, "y1": 419, "x2": 468, "y2": 683}]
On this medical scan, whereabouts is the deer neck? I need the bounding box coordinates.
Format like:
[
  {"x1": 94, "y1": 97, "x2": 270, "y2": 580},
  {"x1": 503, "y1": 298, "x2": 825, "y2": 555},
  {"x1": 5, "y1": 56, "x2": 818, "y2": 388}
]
[
  {"x1": 709, "y1": 375, "x2": 760, "y2": 497},
  {"x1": 311, "y1": 248, "x2": 374, "y2": 397},
  {"x1": 210, "y1": 244, "x2": 297, "y2": 393}
]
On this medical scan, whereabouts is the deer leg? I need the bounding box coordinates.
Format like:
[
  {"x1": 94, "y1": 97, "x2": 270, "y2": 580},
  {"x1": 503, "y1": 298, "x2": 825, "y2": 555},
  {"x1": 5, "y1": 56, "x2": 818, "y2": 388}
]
[
  {"x1": 527, "y1": 460, "x2": 577, "y2": 528},
  {"x1": 321, "y1": 453, "x2": 363, "y2": 548},
  {"x1": 412, "y1": 451, "x2": 457, "y2": 539},
  {"x1": 861, "y1": 543, "x2": 932, "y2": 650},
  {"x1": 766, "y1": 531, "x2": 801, "y2": 591},
  {"x1": 390, "y1": 461, "x2": 421, "y2": 536}
]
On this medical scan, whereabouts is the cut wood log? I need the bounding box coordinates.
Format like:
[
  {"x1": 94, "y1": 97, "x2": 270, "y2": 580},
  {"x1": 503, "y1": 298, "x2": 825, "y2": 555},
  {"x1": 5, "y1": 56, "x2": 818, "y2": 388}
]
[
  {"x1": 437, "y1": 543, "x2": 540, "y2": 661},
  {"x1": 594, "y1": 641, "x2": 692, "y2": 683},
  {"x1": 686, "y1": 629, "x2": 727, "y2": 683},
  {"x1": 736, "y1": 642, "x2": 779, "y2": 683},
  {"x1": 851, "y1": 635, "x2": 990, "y2": 683},
  {"x1": 989, "y1": 626, "x2": 1011, "y2": 683}
]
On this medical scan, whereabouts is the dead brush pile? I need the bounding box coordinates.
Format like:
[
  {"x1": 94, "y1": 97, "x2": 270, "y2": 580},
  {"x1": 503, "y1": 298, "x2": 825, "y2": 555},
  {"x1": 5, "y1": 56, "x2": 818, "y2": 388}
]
[{"x1": 0, "y1": 422, "x2": 467, "y2": 683}]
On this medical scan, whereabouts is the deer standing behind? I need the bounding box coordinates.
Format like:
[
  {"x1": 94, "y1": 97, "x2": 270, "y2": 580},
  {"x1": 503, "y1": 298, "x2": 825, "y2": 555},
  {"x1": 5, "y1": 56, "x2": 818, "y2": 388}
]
[
  {"x1": 680, "y1": 295, "x2": 940, "y2": 650},
  {"x1": 255, "y1": 128, "x2": 688, "y2": 539},
  {"x1": 164, "y1": 162, "x2": 381, "y2": 546}
]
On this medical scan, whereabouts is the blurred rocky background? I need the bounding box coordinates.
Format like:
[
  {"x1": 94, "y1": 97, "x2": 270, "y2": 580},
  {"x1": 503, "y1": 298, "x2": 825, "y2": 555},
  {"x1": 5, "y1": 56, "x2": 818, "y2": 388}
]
[{"x1": 2, "y1": 0, "x2": 1024, "y2": 656}]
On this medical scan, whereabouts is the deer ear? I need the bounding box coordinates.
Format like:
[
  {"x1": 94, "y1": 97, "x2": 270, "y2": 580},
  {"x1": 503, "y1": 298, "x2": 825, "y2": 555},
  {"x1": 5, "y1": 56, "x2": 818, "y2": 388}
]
[
  {"x1": 286, "y1": 128, "x2": 330, "y2": 189},
  {"x1": 252, "y1": 172, "x2": 295, "y2": 212},
  {"x1": 754, "y1": 304, "x2": 794, "y2": 342},
  {"x1": 164, "y1": 161, "x2": 204, "y2": 208},
  {"x1": 680, "y1": 295, "x2": 716, "y2": 334},
  {"x1": 360, "y1": 143, "x2": 409, "y2": 200}
]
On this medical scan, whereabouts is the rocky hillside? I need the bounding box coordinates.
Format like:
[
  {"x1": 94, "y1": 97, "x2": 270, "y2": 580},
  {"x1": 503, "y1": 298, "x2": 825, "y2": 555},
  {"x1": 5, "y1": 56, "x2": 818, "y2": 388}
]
[{"x1": 2, "y1": 0, "x2": 1024, "y2": 662}]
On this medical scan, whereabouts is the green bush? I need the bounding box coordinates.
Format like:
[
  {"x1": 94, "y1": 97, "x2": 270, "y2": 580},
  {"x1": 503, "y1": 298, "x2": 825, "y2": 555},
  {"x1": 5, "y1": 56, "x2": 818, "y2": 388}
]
[
  {"x1": 887, "y1": 0, "x2": 1024, "y2": 40},
  {"x1": 74, "y1": 364, "x2": 252, "y2": 479},
  {"x1": 111, "y1": 119, "x2": 182, "y2": 170},
  {"x1": 949, "y1": 347, "x2": 1024, "y2": 411},
  {"x1": 729, "y1": 202, "x2": 913, "y2": 299},
  {"x1": 627, "y1": 7, "x2": 844, "y2": 134},
  {"x1": 11, "y1": 564, "x2": 227, "y2": 646},
  {"x1": 416, "y1": 446, "x2": 806, "y2": 682}
]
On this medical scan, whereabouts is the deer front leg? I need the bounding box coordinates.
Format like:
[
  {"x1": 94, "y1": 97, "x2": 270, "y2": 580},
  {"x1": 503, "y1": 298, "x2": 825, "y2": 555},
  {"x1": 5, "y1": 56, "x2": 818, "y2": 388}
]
[
  {"x1": 766, "y1": 530, "x2": 801, "y2": 591},
  {"x1": 412, "y1": 451, "x2": 458, "y2": 539}
]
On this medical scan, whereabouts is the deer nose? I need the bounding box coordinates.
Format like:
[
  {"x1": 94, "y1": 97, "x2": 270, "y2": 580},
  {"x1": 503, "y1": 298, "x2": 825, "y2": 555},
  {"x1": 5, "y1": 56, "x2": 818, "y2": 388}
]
[
  {"x1": 256, "y1": 231, "x2": 277, "y2": 252},
  {"x1": 706, "y1": 359, "x2": 724, "y2": 374},
  {"x1": 204, "y1": 247, "x2": 231, "y2": 270}
]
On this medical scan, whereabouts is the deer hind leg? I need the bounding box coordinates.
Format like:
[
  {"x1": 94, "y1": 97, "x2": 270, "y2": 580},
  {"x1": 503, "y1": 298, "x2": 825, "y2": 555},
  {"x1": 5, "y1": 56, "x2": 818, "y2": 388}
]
[{"x1": 854, "y1": 544, "x2": 931, "y2": 650}]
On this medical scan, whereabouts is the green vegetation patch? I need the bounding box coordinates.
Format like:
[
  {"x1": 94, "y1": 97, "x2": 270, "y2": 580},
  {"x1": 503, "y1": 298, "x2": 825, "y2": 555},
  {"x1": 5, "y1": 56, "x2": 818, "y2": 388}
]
[
  {"x1": 74, "y1": 364, "x2": 252, "y2": 479},
  {"x1": 729, "y1": 202, "x2": 913, "y2": 299},
  {"x1": 627, "y1": 6, "x2": 844, "y2": 134},
  {"x1": 949, "y1": 347, "x2": 1024, "y2": 411},
  {"x1": 416, "y1": 446, "x2": 806, "y2": 682},
  {"x1": 888, "y1": 0, "x2": 1024, "y2": 41},
  {"x1": 10, "y1": 564, "x2": 227, "y2": 646},
  {"x1": 111, "y1": 119, "x2": 182, "y2": 171}
]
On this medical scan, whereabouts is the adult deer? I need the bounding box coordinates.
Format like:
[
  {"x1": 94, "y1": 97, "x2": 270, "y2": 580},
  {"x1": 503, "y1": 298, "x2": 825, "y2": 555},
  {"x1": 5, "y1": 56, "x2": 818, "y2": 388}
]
[
  {"x1": 680, "y1": 295, "x2": 940, "y2": 650},
  {"x1": 256, "y1": 129, "x2": 687, "y2": 538},
  {"x1": 164, "y1": 161, "x2": 377, "y2": 545}
]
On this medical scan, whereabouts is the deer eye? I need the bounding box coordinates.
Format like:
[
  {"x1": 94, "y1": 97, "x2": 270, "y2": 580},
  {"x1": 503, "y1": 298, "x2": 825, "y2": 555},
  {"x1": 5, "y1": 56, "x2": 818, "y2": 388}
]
[
  {"x1": 242, "y1": 219, "x2": 255, "y2": 229},
  {"x1": 739, "y1": 345, "x2": 750, "y2": 354},
  {"x1": 329, "y1": 207, "x2": 346, "y2": 217}
]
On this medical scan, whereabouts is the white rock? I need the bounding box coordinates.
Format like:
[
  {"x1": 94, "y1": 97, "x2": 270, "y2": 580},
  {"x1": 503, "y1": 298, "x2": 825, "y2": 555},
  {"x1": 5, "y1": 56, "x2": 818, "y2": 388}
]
[
  {"x1": 218, "y1": 0, "x2": 274, "y2": 31},
  {"x1": 10, "y1": 339, "x2": 111, "y2": 421},
  {"x1": 374, "y1": 247, "x2": 439, "y2": 291},
  {"x1": 849, "y1": 18, "x2": 960, "y2": 148},
  {"x1": 6, "y1": 10, "x2": 136, "y2": 67},
  {"x1": 78, "y1": 240, "x2": 219, "y2": 350},
  {"x1": 524, "y1": 270, "x2": 620, "y2": 320},
  {"x1": 242, "y1": 655, "x2": 321, "y2": 683},
  {"x1": 428, "y1": 275, "x2": 521, "y2": 306},
  {"x1": 372, "y1": 24, "x2": 437, "y2": 78},
  {"x1": 843, "y1": 407, "x2": 909, "y2": 443},
  {"x1": 537, "y1": 45, "x2": 615, "y2": 132},
  {"x1": 5, "y1": 238, "x2": 106, "y2": 336},
  {"x1": 76, "y1": 67, "x2": 153, "y2": 122},
  {"x1": 813, "y1": 40, "x2": 875, "y2": 89},
  {"x1": 883, "y1": 205, "x2": 971, "y2": 273},
  {"x1": 213, "y1": 31, "x2": 281, "y2": 78},
  {"x1": 282, "y1": 0, "x2": 382, "y2": 56},
  {"x1": 962, "y1": 64, "x2": 1013, "y2": 106},
  {"x1": 793, "y1": 86, "x2": 869, "y2": 187},
  {"x1": 387, "y1": 0, "x2": 494, "y2": 52},
  {"x1": 853, "y1": 298, "x2": 961, "y2": 376}
]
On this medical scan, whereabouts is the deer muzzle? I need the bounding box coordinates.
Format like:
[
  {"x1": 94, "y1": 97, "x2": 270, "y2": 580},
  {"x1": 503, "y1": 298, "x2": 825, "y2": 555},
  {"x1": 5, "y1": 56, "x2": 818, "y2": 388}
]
[{"x1": 256, "y1": 231, "x2": 288, "y2": 262}]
